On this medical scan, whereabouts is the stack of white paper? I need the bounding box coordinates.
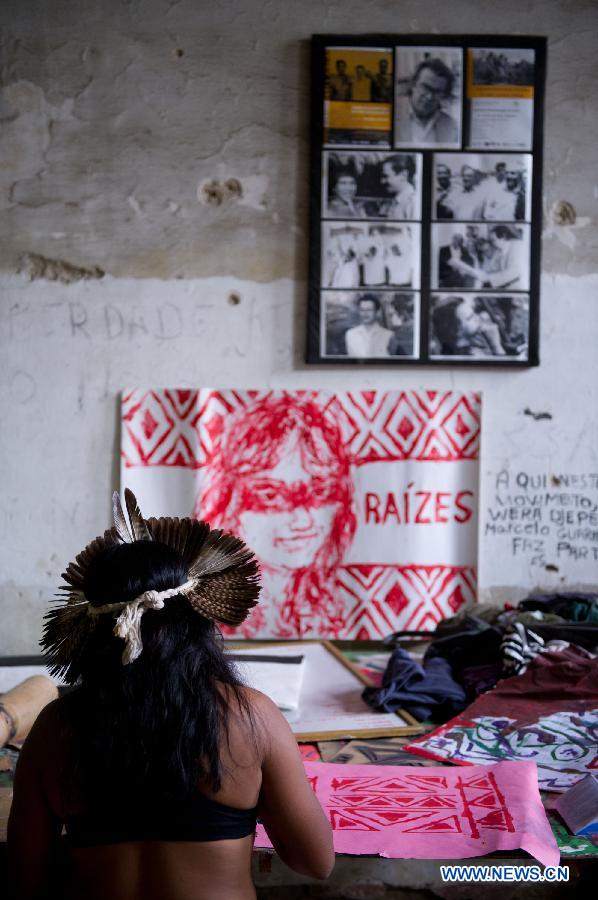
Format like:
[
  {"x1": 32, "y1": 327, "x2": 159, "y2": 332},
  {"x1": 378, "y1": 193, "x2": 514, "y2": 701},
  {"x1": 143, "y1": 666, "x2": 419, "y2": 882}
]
[{"x1": 227, "y1": 651, "x2": 306, "y2": 711}]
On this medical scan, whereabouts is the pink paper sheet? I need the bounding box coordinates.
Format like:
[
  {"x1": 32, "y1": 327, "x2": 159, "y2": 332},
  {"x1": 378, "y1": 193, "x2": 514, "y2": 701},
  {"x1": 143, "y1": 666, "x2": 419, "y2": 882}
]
[{"x1": 254, "y1": 760, "x2": 559, "y2": 867}]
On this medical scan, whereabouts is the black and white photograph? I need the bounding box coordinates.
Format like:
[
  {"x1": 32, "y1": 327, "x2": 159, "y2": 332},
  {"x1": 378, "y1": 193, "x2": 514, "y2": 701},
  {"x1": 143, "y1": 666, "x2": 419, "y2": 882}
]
[
  {"x1": 431, "y1": 222, "x2": 530, "y2": 291},
  {"x1": 308, "y1": 35, "x2": 545, "y2": 367},
  {"x1": 321, "y1": 290, "x2": 418, "y2": 359},
  {"x1": 429, "y1": 293, "x2": 529, "y2": 360},
  {"x1": 433, "y1": 153, "x2": 532, "y2": 222},
  {"x1": 322, "y1": 150, "x2": 422, "y2": 220},
  {"x1": 394, "y1": 46, "x2": 462, "y2": 149},
  {"x1": 321, "y1": 221, "x2": 420, "y2": 289},
  {"x1": 471, "y1": 48, "x2": 535, "y2": 88}
]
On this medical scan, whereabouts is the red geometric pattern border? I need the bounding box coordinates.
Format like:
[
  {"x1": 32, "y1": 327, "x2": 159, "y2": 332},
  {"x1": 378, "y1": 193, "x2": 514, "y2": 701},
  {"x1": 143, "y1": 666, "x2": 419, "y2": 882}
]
[
  {"x1": 326, "y1": 770, "x2": 515, "y2": 836},
  {"x1": 221, "y1": 565, "x2": 476, "y2": 639},
  {"x1": 121, "y1": 389, "x2": 199, "y2": 468},
  {"x1": 122, "y1": 389, "x2": 481, "y2": 468},
  {"x1": 335, "y1": 564, "x2": 477, "y2": 638}
]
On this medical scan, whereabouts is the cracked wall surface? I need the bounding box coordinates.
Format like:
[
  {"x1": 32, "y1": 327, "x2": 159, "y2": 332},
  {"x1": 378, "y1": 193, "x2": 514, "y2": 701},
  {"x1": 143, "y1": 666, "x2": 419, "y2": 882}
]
[
  {"x1": 1, "y1": 0, "x2": 598, "y2": 279},
  {"x1": 1, "y1": 0, "x2": 598, "y2": 652}
]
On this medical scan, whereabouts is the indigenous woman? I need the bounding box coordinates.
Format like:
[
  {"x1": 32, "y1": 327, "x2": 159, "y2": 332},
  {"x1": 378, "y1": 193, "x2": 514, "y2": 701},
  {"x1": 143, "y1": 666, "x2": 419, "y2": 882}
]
[{"x1": 8, "y1": 490, "x2": 334, "y2": 899}]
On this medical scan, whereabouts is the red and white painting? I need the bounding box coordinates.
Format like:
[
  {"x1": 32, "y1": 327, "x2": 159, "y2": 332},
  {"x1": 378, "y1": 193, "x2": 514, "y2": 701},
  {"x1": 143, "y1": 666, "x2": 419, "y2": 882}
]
[{"x1": 121, "y1": 389, "x2": 480, "y2": 639}]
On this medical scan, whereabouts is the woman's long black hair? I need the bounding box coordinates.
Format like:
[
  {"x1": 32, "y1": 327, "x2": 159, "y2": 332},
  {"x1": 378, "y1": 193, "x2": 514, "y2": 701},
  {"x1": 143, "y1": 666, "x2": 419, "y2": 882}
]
[{"x1": 62, "y1": 540, "x2": 253, "y2": 804}]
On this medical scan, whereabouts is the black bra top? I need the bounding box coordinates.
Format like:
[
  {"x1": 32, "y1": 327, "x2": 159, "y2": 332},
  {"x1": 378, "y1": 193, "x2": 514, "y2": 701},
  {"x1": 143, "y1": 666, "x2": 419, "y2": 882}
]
[{"x1": 64, "y1": 792, "x2": 258, "y2": 847}]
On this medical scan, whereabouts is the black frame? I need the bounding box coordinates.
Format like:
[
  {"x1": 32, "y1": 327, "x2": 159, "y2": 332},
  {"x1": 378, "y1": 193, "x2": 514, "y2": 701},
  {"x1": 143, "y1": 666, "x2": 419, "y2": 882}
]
[{"x1": 307, "y1": 34, "x2": 546, "y2": 367}]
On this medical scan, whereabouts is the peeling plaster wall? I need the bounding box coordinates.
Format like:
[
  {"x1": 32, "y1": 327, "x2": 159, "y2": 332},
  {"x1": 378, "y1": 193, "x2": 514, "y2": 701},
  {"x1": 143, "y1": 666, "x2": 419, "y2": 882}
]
[
  {"x1": 2, "y1": 0, "x2": 598, "y2": 279},
  {"x1": 1, "y1": 0, "x2": 598, "y2": 652}
]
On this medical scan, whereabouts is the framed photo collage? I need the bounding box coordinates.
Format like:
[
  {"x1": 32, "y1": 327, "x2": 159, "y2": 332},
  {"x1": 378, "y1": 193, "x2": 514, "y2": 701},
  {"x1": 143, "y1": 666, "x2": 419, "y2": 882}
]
[{"x1": 307, "y1": 35, "x2": 546, "y2": 366}]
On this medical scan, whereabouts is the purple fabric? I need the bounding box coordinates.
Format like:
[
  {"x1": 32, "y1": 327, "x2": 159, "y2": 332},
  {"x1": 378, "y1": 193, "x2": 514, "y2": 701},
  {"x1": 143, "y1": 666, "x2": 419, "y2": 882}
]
[{"x1": 362, "y1": 646, "x2": 466, "y2": 722}]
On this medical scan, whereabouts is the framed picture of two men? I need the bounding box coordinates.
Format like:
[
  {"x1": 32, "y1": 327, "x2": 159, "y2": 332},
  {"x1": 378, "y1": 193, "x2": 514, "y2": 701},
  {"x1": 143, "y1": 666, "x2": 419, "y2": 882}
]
[{"x1": 307, "y1": 34, "x2": 546, "y2": 367}]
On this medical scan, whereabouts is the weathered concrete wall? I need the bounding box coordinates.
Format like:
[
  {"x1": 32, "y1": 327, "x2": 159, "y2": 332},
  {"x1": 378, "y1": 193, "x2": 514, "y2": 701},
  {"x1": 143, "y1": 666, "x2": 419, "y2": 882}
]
[
  {"x1": 2, "y1": 0, "x2": 598, "y2": 279},
  {"x1": 1, "y1": 0, "x2": 597, "y2": 652}
]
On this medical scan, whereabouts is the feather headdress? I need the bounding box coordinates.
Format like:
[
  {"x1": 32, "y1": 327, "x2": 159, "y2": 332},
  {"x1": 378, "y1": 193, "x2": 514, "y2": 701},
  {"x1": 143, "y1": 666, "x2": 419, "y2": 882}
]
[{"x1": 42, "y1": 489, "x2": 261, "y2": 681}]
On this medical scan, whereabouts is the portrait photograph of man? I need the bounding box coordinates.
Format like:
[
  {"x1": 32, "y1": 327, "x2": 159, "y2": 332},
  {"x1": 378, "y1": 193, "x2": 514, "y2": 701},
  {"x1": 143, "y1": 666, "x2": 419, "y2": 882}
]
[
  {"x1": 394, "y1": 46, "x2": 462, "y2": 148},
  {"x1": 321, "y1": 290, "x2": 418, "y2": 359}
]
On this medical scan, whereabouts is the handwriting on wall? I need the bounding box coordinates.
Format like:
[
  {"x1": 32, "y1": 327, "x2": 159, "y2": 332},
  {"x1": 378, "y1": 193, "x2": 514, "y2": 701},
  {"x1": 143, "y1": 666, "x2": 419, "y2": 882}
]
[
  {"x1": 6, "y1": 299, "x2": 215, "y2": 342},
  {"x1": 485, "y1": 470, "x2": 598, "y2": 570},
  {"x1": 4, "y1": 296, "x2": 290, "y2": 359}
]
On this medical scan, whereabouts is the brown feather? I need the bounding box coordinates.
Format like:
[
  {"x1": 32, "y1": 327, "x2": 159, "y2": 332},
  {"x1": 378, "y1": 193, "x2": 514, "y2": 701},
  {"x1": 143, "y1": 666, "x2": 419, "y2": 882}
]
[
  {"x1": 41, "y1": 600, "x2": 97, "y2": 681},
  {"x1": 147, "y1": 517, "x2": 210, "y2": 567},
  {"x1": 62, "y1": 531, "x2": 119, "y2": 587},
  {"x1": 124, "y1": 488, "x2": 152, "y2": 542},
  {"x1": 188, "y1": 530, "x2": 256, "y2": 579},
  {"x1": 112, "y1": 491, "x2": 133, "y2": 543},
  {"x1": 186, "y1": 552, "x2": 260, "y2": 624}
]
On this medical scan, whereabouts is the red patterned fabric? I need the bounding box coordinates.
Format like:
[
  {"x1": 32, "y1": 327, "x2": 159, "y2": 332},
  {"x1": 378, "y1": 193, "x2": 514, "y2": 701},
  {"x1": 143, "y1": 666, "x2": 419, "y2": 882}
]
[{"x1": 121, "y1": 389, "x2": 480, "y2": 639}]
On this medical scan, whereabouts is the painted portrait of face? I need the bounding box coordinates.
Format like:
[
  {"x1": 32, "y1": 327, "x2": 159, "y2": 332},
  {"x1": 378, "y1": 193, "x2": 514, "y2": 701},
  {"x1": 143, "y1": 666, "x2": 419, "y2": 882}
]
[
  {"x1": 195, "y1": 395, "x2": 357, "y2": 635},
  {"x1": 236, "y1": 436, "x2": 343, "y2": 572},
  {"x1": 194, "y1": 392, "x2": 357, "y2": 637}
]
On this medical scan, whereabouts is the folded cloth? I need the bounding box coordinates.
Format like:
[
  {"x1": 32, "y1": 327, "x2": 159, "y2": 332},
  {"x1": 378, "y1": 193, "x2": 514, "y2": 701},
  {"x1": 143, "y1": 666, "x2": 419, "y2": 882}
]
[
  {"x1": 362, "y1": 646, "x2": 466, "y2": 723},
  {"x1": 519, "y1": 622, "x2": 598, "y2": 651},
  {"x1": 497, "y1": 609, "x2": 566, "y2": 627},
  {"x1": 497, "y1": 606, "x2": 598, "y2": 651},
  {"x1": 519, "y1": 592, "x2": 598, "y2": 624},
  {"x1": 381, "y1": 606, "x2": 503, "y2": 647},
  {"x1": 423, "y1": 616, "x2": 504, "y2": 676},
  {"x1": 500, "y1": 622, "x2": 590, "y2": 677},
  {"x1": 433, "y1": 604, "x2": 504, "y2": 634},
  {"x1": 459, "y1": 662, "x2": 503, "y2": 699},
  {"x1": 501, "y1": 622, "x2": 546, "y2": 675}
]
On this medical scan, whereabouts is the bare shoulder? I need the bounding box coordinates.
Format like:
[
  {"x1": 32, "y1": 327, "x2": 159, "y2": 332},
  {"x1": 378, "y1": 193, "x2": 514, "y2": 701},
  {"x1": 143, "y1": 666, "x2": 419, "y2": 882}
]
[
  {"x1": 16, "y1": 695, "x2": 74, "y2": 785},
  {"x1": 240, "y1": 685, "x2": 280, "y2": 716},
  {"x1": 220, "y1": 683, "x2": 281, "y2": 721},
  {"x1": 20, "y1": 695, "x2": 66, "y2": 747},
  {"x1": 239, "y1": 687, "x2": 292, "y2": 739},
  {"x1": 221, "y1": 684, "x2": 288, "y2": 750}
]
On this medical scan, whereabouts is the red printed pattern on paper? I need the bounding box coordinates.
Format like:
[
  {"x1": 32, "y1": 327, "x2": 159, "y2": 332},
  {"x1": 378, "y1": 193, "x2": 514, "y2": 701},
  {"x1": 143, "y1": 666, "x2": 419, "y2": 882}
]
[{"x1": 326, "y1": 772, "x2": 515, "y2": 836}]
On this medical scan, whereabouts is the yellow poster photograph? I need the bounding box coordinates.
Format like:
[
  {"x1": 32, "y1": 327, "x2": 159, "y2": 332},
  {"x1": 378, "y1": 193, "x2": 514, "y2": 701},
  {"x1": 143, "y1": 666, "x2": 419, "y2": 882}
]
[{"x1": 324, "y1": 47, "x2": 393, "y2": 146}]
